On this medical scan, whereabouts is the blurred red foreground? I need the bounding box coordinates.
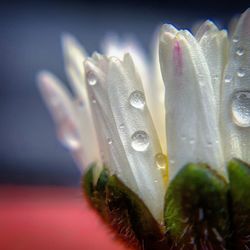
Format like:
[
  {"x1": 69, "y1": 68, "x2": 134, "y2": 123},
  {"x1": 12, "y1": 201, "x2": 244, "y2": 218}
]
[{"x1": 0, "y1": 186, "x2": 127, "y2": 250}]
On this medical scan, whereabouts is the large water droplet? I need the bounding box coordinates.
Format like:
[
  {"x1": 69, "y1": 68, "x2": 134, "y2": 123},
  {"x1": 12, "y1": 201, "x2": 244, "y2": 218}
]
[
  {"x1": 58, "y1": 122, "x2": 81, "y2": 150},
  {"x1": 86, "y1": 71, "x2": 97, "y2": 86},
  {"x1": 232, "y1": 91, "x2": 250, "y2": 127},
  {"x1": 129, "y1": 90, "x2": 145, "y2": 110},
  {"x1": 155, "y1": 153, "x2": 167, "y2": 170},
  {"x1": 131, "y1": 130, "x2": 149, "y2": 151}
]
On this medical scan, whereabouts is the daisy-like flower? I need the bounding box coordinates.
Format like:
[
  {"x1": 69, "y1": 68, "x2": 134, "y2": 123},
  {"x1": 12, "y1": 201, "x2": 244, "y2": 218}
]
[{"x1": 38, "y1": 8, "x2": 250, "y2": 250}]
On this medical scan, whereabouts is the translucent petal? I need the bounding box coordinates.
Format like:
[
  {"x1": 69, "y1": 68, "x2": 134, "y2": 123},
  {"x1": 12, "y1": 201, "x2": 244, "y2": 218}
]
[
  {"x1": 84, "y1": 59, "x2": 139, "y2": 194},
  {"x1": 159, "y1": 30, "x2": 225, "y2": 179},
  {"x1": 107, "y1": 55, "x2": 165, "y2": 222},
  {"x1": 220, "y1": 8, "x2": 250, "y2": 163},
  {"x1": 62, "y1": 34, "x2": 102, "y2": 175},
  {"x1": 37, "y1": 71, "x2": 96, "y2": 170},
  {"x1": 199, "y1": 29, "x2": 229, "y2": 121},
  {"x1": 195, "y1": 20, "x2": 219, "y2": 41},
  {"x1": 61, "y1": 33, "x2": 88, "y2": 99}
]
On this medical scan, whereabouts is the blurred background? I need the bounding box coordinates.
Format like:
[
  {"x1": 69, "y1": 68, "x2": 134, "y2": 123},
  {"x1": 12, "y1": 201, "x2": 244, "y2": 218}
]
[
  {"x1": 0, "y1": 0, "x2": 248, "y2": 249},
  {"x1": 1, "y1": 0, "x2": 249, "y2": 187}
]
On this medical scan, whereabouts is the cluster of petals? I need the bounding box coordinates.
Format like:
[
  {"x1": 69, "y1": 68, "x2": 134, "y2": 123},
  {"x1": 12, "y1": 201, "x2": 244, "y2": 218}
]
[{"x1": 38, "y1": 9, "x2": 250, "y2": 222}]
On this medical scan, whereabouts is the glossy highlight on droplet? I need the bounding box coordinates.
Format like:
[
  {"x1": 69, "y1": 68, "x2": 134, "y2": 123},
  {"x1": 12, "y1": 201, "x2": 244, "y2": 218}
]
[
  {"x1": 231, "y1": 91, "x2": 250, "y2": 127},
  {"x1": 131, "y1": 130, "x2": 149, "y2": 151},
  {"x1": 129, "y1": 90, "x2": 146, "y2": 110}
]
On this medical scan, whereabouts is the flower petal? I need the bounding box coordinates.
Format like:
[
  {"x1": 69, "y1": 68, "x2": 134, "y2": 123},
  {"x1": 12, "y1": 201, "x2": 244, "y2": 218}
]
[
  {"x1": 61, "y1": 33, "x2": 88, "y2": 99},
  {"x1": 199, "y1": 28, "x2": 229, "y2": 121},
  {"x1": 159, "y1": 29, "x2": 225, "y2": 179},
  {"x1": 220, "y1": 8, "x2": 250, "y2": 163},
  {"x1": 195, "y1": 20, "x2": 219, "y2": 41},
  {"x1": 107, "y1": 54, "x2": 165, "y2": 222},
  {"x1": 84, "y1": 58, "x2": 140, "y2": 195},
  {"x1": 37, "y1": 71, "x2": 99, "y2": 171}
]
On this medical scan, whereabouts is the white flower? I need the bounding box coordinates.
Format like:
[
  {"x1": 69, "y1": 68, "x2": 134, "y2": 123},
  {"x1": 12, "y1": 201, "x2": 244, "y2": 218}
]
[{"x1": 38, "y1": 8, "x2": 250, "y2": 222}]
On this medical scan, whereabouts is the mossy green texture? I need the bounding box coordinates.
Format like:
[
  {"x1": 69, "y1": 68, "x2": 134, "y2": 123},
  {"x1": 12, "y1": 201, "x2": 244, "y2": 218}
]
[
  {"x1": 228, "y1": 158, "x2": 250, "y2": 250},
  {"x1": 83, "y1": 161, "x2": 250, "y2": 250},
  {"x1": 164, "y1": 163, "x2": 230, "y2": 250},
  {"x1": 106, "y1": 175, "x2": 165, "y2": 249},
  {"x1": 82, "y1": 165, "x2": 164, "y2": 249}
]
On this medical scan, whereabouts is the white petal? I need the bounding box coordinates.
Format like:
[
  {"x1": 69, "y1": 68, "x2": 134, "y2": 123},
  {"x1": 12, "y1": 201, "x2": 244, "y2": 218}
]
[
  {"x1": 195, "y1": 20, "x2": 219, "y2": 41},
  {"x1": 107, "y1": 55, "x2": 165, "y2": 222},
  {"x1": 220, "y1": 8, "x2": 250, "y2": 163},
  {"x1": 84, "y1": 58, "x2": 140, "y2": 194},
  {"x1": 62, "y1": 34, "x2": 102, "y2": 176},
  {"x1": 159, "y1": 30, "x2": 225, "y2": 179},
  {"x1": 199, "y1": 28, "x2": 229, "y2": 121},
  {"x1": 61, "y1": 33, "x2": 88, "y2": 99},
  {"x1": 37, "y1": 71, "x2": 96, "y2": 171}
]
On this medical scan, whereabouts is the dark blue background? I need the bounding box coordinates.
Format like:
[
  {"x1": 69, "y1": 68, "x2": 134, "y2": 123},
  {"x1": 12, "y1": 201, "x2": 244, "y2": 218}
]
[{"x1": 0, "y1": 0, "x2": 248, "y2": 186}]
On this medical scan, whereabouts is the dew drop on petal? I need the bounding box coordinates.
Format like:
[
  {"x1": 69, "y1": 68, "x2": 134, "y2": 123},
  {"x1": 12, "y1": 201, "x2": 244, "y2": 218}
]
[
  {"x1": 129, "y1": 90, "x2": 145, "y2": 110},
  {"x1": 236, "y1": 47, "x2": 244, "y2": 56},
  {"x1": 189, "y1": 139, "x2": 195, "y2": 144},
  {"x1": 131, "y1": 130, "x2": 149, "y2": 151},
  {"x1": 232, "y1": 91, "x2": 250, "y2": 127},
  {"x1": 86, "y1": 71, "x2": 97, "y2": 86},
  {"x1": 119, "y1": 123, "x2": 125, "y2": 130},
  {"x1": 155, "y1": 153, "x2": 167, "y2": 170},
  {"x1": 232, "y1": 36, "x2": 239, "y2": 43},
  {"x1": 224, "y1": 75, "x2": 232, "y2": 83},
  {"x1": 107, "y1": 138, "x2": 113, "y2": 145},
  {"x1": 170, "y1": 159, "x2": 175, "y2": 164},
  {"x1": 237, "y1": 68, "x2": 245, "y2": 78}
]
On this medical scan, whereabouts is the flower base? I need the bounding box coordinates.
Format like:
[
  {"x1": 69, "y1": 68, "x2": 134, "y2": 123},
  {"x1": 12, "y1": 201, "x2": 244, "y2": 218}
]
[{"x1": 82, "y1": 159, "x2": 250, "y2": 250}]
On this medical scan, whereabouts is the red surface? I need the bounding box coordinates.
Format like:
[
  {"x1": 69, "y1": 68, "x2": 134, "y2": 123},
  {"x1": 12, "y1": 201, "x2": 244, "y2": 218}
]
[{"x1": 0, "y1": 186, "x2": 128, "y2": 250}]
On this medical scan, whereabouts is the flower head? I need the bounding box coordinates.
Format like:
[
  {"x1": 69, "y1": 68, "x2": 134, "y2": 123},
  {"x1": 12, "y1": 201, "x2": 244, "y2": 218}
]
[{"x1": 38, "y1": 8, "x2": 250, "y2": 250}]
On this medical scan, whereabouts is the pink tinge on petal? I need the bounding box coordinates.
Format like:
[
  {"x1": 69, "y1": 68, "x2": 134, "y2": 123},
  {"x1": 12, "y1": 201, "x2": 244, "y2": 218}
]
[{"x1": 173, "y1": 40, "x2": 183, "y2": 75}]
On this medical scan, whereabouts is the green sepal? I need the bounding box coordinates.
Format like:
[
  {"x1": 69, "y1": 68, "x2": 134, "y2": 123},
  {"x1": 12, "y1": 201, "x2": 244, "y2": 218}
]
[
  {"x1": 164, "y1": 163, "x2": 230, "y2": 249},
  {"x1": 82, "y1": 165, "x2": 165, "y2": 249},
  {"x1": 82, "y1": 164, "x2": 95, "y2": 199},
  {"x1": 106, "y1": 175, "x2": 165, "y2": 249},
  {"x1": 228, "y1": 158, "x2": 250, "y2": 250}
]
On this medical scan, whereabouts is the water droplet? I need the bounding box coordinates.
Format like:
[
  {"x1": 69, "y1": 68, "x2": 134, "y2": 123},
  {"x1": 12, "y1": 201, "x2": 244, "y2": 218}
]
[
  {"x1": 107, "y1": 138, "x2": 113, "y2": 145},
  {"x1": 119, "y1": 124, "x2": 125, "y2": 130},
  {"x1": 232, "y1": 91, "x2": 250, "y2": 127},
  {"x1": 237, "y1": 68, "x2": 245, "y2": 78},
  {"x1": 232, "y1": 36, "x2": 239, "y2": 43},
  {"x1": 207, "y1": 141, "x2": 212, "y2": 147},
  {"x1": 224, "y1": 75, "x2": 232, "y2": 83},
  {"x1": 131, "y1": 131, "x2": 149, "y2": 151},
  {"x1": 236, "y1": 47, "x2": 244, "y2": 56},
  {"x1": 189, "y1": 139, "x2": 195, "y2": 144},
  {"x1": 155, "y1": 153, "x2": 167, "y2": 170},
  {"x1": 181, "y1": 135, "x2": 186, "y2": 140},
  {"x1": 170, "y1": 159, "x2": 175, "y2": 164},
  {"x1": 129, "y1": 90, "x2": 145, "y2": 110},
  {"x1": 86, "y1": 71, "x2": 97, "y2": 86},
  {"x1": 58, "y1": 123, "x2": 81, "y2": 150},
  {"x1": 92, "y1": 98, "x2": 96, "y2": 104}
]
